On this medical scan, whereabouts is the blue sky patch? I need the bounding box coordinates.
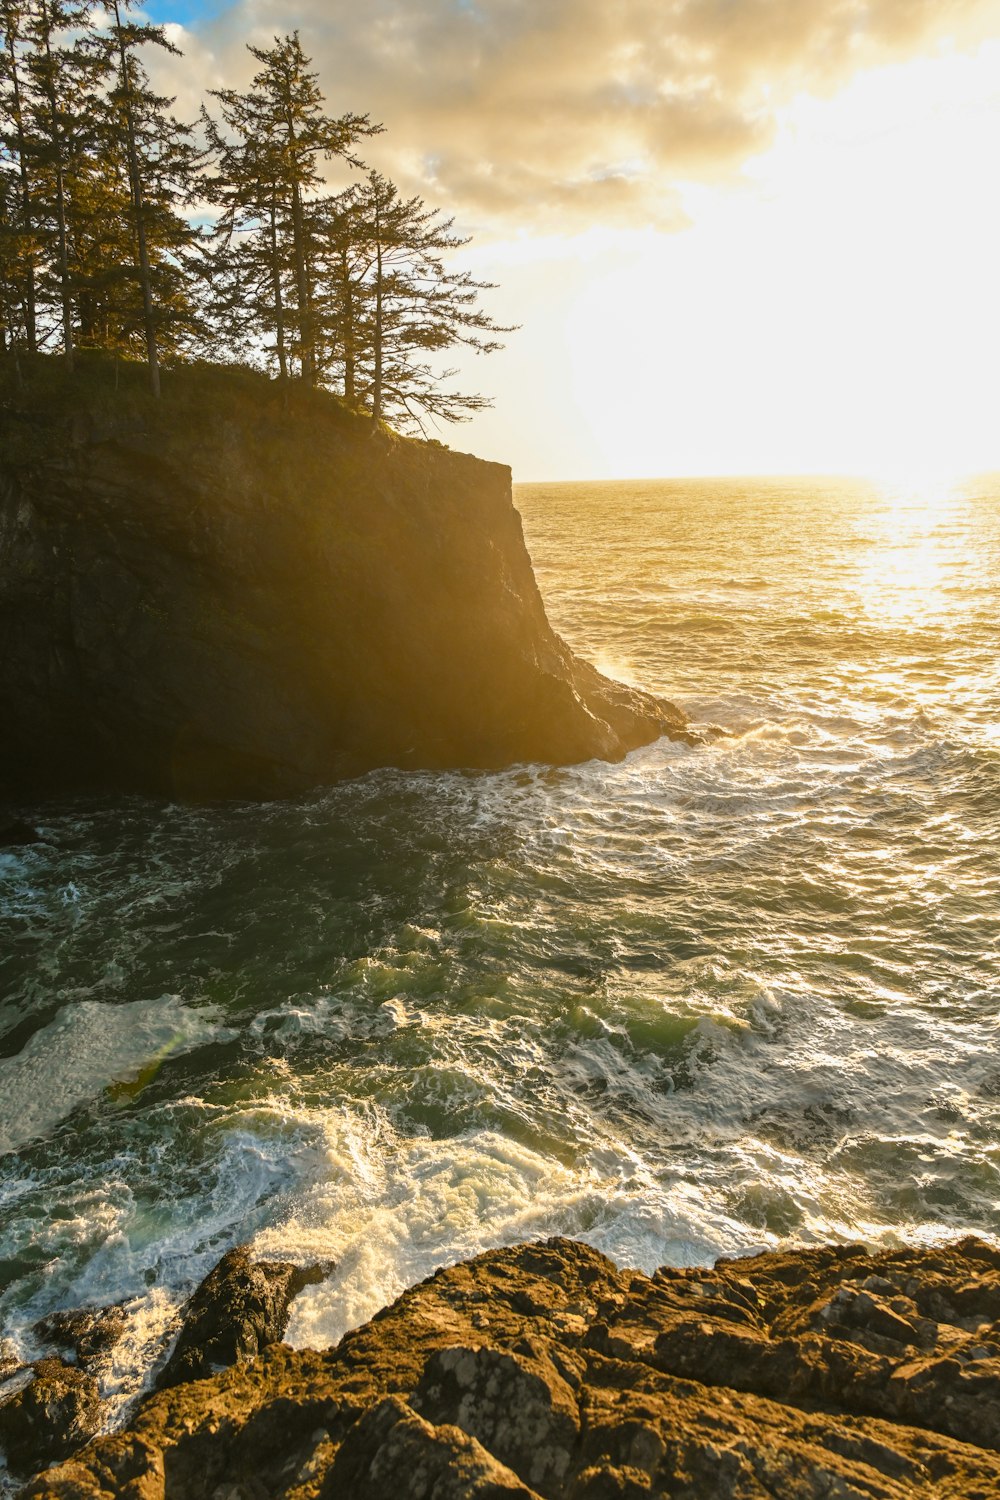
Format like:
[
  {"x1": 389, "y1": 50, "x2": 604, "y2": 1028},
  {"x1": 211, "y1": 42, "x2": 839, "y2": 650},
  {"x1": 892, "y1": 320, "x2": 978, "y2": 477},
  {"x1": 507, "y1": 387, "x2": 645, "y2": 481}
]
[{"x1": 143, "y1": 0, "x2": 228, "y2": 26}]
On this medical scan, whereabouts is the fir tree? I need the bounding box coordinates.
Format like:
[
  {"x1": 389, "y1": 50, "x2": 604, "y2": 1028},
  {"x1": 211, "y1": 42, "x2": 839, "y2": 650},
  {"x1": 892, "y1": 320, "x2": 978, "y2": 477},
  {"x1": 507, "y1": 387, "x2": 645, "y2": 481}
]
[
  {"x1": 204, "y1": 32, "x2": 377, "y2": 384},
  {"x1": 0, "y1": 0, "x2": 38, "y2": 353},
  {"x1": 346, "y1": 171, "x2": 513, "y2": 431},
  {"x1": 23, "y1": 0, "x2": 97, "y2": 369},
  {"x1": 105, "y1": 0, "x2": 201, "y2": 394}
]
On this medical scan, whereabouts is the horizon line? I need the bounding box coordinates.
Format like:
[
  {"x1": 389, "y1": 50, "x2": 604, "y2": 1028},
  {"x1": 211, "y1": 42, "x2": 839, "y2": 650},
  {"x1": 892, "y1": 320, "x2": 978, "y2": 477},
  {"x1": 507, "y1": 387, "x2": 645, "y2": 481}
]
[{"x1": 512, "y1": 467, "x2": 1000, "y2": 486}]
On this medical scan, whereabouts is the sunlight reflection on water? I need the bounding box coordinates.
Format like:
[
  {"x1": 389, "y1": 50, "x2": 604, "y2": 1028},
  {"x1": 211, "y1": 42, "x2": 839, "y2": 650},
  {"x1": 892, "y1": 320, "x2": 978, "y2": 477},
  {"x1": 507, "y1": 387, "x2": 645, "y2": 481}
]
[{"x1": 0, "y1": 473, "x2": 997, "y2": 1405}]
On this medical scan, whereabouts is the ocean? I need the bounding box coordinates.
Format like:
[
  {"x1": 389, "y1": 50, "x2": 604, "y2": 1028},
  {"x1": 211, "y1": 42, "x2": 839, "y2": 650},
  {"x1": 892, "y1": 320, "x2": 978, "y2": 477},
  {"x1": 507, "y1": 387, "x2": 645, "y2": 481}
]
[{"x1": 1, "y1": 474, "x2": 998, "y2": 1422}]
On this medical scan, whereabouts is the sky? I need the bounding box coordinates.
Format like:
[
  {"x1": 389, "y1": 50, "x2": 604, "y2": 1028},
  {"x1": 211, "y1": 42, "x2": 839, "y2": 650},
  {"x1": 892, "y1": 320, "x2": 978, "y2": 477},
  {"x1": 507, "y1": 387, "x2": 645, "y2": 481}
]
[{"x1": 148, "y1": 0, "x2": 1000, "y2": 481}]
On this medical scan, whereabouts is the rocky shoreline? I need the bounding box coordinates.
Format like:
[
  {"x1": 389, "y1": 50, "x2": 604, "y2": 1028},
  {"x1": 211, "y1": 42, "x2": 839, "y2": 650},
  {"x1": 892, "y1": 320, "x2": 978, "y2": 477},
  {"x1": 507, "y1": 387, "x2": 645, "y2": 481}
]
[{"x1": 5, "y1": 1235, "x2": 1000, "y2": 1497}]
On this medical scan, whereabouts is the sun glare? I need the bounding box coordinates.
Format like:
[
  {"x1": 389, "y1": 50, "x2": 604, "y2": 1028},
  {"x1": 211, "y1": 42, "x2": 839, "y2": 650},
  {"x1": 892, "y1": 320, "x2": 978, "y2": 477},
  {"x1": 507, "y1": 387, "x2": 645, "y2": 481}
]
[
  {"x1": 467, "y1": 42, "x2": 1000, "y2": 480},
  {"x1": 855, "y1": 466, "x2": 964, "y2": 626},
  {"x1": 865, "y1": 463, "x2": 968, "y2": 513}
]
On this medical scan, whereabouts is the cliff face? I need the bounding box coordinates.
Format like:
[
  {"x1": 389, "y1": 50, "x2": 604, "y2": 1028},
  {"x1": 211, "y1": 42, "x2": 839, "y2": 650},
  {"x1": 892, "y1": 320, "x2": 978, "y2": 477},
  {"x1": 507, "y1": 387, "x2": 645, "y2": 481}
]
[
  {"x1": 16, "y1": 1236, "x2": 1000, "y2": 1499},
  {"x1": 0, "y1": 363, "x2": 687, "y2": 799}
]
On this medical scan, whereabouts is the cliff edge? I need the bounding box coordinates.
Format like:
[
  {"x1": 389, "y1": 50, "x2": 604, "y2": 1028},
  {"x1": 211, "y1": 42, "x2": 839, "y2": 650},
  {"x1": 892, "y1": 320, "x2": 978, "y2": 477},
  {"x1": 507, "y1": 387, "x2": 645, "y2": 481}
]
[
  {"x1": 0, "y1": 360, "x2": 688, "y2": 799},
  {"x1": 12, "y1": 1235, "x2": 1000, "y2": 1498}
]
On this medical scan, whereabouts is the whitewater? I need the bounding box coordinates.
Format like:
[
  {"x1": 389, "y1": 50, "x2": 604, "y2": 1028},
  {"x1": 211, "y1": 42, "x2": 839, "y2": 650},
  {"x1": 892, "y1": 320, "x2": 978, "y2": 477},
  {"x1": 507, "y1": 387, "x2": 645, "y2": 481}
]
[{"x1": 1, "y1": 473, "x2": 997, "y2": 1422}]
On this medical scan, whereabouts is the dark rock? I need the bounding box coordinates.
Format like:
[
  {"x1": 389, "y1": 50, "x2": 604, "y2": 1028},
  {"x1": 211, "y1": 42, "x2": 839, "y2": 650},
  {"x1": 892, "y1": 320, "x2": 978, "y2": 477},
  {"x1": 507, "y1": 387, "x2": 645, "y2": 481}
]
[
  {"x1": 0, "y1": 364, "x2": 690, "y2": 799},
  {"x1": 26, "y1": 1236, "x2": 1000, "y2": 1498},
  {"x1": 155, "y1": 1247, "x2": 328, "y2": 1390},
  {"x1": 33, "y1": 1305, "x2": 127, "y2": 1368},
  {"x1": 0, "y1": 1356, "x2": 102, "y2": 1474},
  {"x1": 0, "y1": 818, "x2": 41, "y2": 847}
]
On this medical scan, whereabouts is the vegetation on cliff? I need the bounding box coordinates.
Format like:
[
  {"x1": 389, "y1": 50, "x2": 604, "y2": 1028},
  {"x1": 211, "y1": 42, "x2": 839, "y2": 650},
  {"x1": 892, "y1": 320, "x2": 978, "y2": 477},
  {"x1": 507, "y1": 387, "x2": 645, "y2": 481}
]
[{"x1": 0, "y1": 10, "x2": 510, "y2": 425}]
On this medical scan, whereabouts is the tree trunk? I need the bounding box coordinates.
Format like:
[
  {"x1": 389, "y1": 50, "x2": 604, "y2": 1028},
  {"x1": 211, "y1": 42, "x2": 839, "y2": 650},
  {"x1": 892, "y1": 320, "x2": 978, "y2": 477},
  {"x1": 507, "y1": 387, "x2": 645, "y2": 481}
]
[
  {"x1": 268, "y1": 196, "x2": 288, "y2": 381},
  {"x1": 290, "y1": 173, "x2": 313, "y2": 385},
  {"x1": 39, "y1": 10, "x2": 73, "y2": 370},
  {"x1": 4, "y1": 28, "x2": 36, "y2": 354},
  {"x1": 340, "y1": 247, "x2": 354, "y2": 403},
  {"x1": 371, "y1": 213, "x2": 382, "y2": 423},
  {"x1": 114, "y1": 2, "x2": 159, "y2": 397}
]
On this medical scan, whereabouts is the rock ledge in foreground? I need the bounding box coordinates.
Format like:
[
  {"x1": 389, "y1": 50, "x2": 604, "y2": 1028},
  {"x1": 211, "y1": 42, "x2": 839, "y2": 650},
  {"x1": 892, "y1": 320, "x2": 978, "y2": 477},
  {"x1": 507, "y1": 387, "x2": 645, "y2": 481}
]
[{"x1": 19, "y1": 1234, "x2": 1000, "y2": 1498}]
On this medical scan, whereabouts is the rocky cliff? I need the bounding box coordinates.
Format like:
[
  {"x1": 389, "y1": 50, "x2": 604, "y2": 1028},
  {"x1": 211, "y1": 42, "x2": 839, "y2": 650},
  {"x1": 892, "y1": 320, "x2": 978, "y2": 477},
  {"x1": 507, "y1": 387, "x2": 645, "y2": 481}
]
[
  {"x1": 12, "y1": 1235, "x2": 1000, "y2": 1498},
  {"x1": 0, "y1": 360, "x2": 687, "y2": 799}
]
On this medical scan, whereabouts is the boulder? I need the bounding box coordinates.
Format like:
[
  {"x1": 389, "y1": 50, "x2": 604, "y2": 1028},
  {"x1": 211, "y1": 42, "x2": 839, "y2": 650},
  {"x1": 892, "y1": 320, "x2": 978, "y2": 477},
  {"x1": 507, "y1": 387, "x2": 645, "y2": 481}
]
[
  {"x1": 0, "y1": 1357, "x2": 102, "y2": 1475},
  {"x1": 0, "y1": 818, "x2": 41, "y2": 847},
  {"x1": 325, "y1": 1396, "x2": 541, "y2": 1499},
  {"x1": 155, "y1": 1247, "x2": 328, "y2": 1390},
  {"x1": 33, "y1": 1305, "x2": 127, "y2": 1369},
  {"x1": 0, "y1": 1338, "x2": 22, "y2": 1380}
]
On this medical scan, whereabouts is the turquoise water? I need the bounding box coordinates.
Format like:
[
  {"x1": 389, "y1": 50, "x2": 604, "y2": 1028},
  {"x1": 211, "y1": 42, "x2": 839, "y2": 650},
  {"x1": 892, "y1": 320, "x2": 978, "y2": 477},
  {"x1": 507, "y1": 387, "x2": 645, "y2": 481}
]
[{"x1": 1, "y1": 475, "x2": 998, "y2": 1417}]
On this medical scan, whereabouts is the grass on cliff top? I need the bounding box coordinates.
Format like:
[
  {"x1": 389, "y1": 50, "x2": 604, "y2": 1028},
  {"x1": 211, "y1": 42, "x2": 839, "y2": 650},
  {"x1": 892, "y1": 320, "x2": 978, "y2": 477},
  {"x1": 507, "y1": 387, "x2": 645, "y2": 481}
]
[{"x1": 0, "y1": 351, "x2": 427, "y2": 462}]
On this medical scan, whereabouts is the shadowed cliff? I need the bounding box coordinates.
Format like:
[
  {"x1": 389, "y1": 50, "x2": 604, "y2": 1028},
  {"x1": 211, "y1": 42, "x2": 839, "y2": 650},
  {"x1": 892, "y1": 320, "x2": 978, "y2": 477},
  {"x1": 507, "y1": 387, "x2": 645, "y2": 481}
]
[{"x1": 0, "y1": 359, "x2": 688, "y2": 799}]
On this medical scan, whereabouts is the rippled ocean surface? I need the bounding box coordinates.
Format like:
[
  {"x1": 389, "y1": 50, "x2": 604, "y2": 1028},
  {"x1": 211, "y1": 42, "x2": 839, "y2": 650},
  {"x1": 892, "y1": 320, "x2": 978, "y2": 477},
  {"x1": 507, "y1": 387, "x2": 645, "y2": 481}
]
[{"x1": 1, "y1": 475, "x2": 998, "y2": 1416}]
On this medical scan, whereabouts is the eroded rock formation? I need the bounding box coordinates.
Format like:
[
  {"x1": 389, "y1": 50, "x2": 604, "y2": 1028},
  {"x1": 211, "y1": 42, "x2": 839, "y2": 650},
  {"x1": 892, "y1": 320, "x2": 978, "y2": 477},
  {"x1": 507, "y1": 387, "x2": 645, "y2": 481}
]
[
  {"x1": 18, "y1": 1235, "x2": 1000, "y2": 1498},
  {"x1": 155, "y1": 1248, "x2": 328, "y2": 1391},
  {"x1": 0, "y1": 362, "x2": 688, "y2": 799}
]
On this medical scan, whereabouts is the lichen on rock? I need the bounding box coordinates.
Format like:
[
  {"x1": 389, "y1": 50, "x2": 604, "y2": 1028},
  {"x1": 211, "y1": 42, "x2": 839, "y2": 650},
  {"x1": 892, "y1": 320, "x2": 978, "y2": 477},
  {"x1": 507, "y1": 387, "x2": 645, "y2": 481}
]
[{"x1": 17, "y1": 1235, "x2": 1000, "y2": 1498}]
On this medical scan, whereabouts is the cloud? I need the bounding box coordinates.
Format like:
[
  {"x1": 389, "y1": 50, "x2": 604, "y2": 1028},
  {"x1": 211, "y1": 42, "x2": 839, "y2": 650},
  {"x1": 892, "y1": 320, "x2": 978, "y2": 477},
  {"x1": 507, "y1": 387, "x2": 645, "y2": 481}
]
[{"x1": 159, "y1": 0, "x2": 1000, "y2": 233}]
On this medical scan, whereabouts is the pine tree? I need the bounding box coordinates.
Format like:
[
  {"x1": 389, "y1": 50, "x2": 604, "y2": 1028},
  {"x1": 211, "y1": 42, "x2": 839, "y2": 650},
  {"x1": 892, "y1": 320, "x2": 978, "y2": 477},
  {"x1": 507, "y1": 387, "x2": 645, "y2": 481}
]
[
  {"x1": 23, "y1": 0, "x2": 98, "y2": 370},
  {"x1": 68, "y1": 112, "x2": 138, "y2": 357},
  {"x1": 201, "y1": 103, "x2": 293, "y2": 377},
  {"x1": 204, "y1": 32, "x2": 377, "y2": 384},
  {"x1": 309, "y1": 184, "x2": 371, "y2": 401},
  {"x1": 0, "y1": 161, "x2": 25, "y2": 356},
  {"x1": 105, "y1": 0, "x2": 201, "y2": 394},
  {"x1": 343, "y1": 171, "x2": 513, "y2": 431},
  {"x1": 0, "y1": 0, "x2": 39, "y2": 354}
]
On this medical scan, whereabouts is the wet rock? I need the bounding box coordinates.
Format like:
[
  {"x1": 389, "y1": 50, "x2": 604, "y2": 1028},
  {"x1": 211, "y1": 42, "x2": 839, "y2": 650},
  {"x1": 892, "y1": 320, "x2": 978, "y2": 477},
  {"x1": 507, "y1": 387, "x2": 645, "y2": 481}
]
[
  {"x1": 24, "y1": 1236, "x2": 1000, "y2": 1498},
  {"x1": 0, "y1": 1338, "x2": 22, "y2": 1381},
  {"x1": 155, "y1": 1247, "x2": 328, "y2": 1390},
  {"x1": 0, "y1": 818, "x2": 41, "y2": 847},
  {"x1": 0, "y1": 1357, "x2": 102, "y2": 1474},
  {"x1": 34, "y1": 1304, "x2": 127, "y2": 1368}
]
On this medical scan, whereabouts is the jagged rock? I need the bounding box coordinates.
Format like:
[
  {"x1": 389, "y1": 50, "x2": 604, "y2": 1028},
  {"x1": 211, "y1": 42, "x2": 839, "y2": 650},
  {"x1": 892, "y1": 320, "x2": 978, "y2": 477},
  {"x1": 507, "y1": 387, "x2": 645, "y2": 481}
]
[
  {"x1": 0, "y1": 1357, "x2": 102, "y2": 1475},
  {"x1": 33, "y1": 1305, "x2": 127, "y2": 1369},
  {"x1": 155, "y1": 1247, "x2": 328, "y2": 1390},
  {"x1": 413, "y1": 1340, "x2": 580, "y2": 1492},
  {"x1": 24, "y1": 1236, "x2": 1000, "y2": 1498},
  {"x1": 0, "y1": 362, "x2": 689, "y2": 799},
  {"x1": 325, "y1": 1396, "x2": 541, "y2": 1498}
]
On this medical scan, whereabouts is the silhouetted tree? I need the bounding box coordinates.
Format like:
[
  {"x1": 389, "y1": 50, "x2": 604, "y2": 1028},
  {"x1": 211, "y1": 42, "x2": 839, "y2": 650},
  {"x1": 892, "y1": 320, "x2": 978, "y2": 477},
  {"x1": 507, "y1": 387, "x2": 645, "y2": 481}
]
[
  {"x1": 0, "y1": 14, "x2": 513, "y2": 421},
  {"x1": 105, "y1": 0, "x2": 201, "y2": 393},
  {"x1": 345, "y1": 171, "x2": 513, "y2": 431},
  {"x1": 0, "y1": 0, "x2": 38, "y2": 353},
  {"x1": 23, "y1": 0, "x2": 100, "y2": 369},
  {"x1": 0, "y1": 166, "x2": 25, "y2": 355},
  {"x1": 204, "y1": 32, "x2": 377, "y2": 383}
]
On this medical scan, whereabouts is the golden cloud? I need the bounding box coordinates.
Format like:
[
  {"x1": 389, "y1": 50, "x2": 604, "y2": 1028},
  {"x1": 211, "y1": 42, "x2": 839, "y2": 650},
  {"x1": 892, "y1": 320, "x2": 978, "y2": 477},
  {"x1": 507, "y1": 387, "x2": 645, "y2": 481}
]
[{"x1": 164, "y1": 0, "x2": 1000, "y2": 231}]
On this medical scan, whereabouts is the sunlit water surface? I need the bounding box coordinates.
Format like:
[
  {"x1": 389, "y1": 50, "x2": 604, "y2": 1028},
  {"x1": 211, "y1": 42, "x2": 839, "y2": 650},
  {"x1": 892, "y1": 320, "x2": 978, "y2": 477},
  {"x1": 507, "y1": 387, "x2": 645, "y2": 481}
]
[{"x1": 1, "y1": 475, "x2": 998, "y2": 1425}]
